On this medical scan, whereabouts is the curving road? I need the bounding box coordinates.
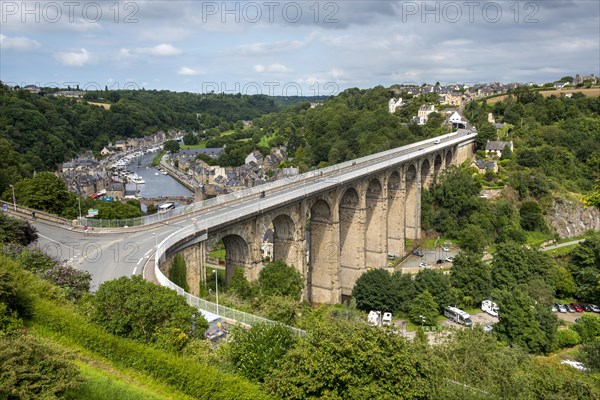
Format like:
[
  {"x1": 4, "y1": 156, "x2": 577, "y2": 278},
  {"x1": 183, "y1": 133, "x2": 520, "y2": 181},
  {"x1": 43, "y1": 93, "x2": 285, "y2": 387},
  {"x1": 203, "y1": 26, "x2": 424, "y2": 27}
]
[{"x1": 25, "y1": 130, "x2": 476, "y2": 290}]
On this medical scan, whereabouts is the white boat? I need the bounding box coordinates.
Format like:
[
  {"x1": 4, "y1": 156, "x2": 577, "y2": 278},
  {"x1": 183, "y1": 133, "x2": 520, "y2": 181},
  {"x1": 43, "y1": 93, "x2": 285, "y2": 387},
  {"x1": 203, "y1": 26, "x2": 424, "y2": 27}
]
[
  {"x1": 128, "y1": 173, "x2": 145, "y2": 184},
  {"x1": 154, "y1": 172, "x2": 159, "y2": 176}
]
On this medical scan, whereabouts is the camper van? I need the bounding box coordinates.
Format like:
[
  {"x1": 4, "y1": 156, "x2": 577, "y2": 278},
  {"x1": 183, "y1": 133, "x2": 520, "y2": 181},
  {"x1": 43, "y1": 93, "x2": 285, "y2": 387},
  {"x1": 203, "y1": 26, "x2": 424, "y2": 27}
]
[
  {"x1": 444, "y1": 306, "x2": 473, "y2": 327},
  {"x1": 158, "y1": 202, "x2": 176, "y2": 213},
  {"x1": 481, "y1": 300, "x2": 499, "y2": 317}
]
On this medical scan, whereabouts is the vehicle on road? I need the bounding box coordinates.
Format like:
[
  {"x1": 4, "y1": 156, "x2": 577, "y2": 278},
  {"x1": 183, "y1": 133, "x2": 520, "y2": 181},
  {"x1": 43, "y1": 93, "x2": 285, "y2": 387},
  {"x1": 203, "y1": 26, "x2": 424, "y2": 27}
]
[
  {"x1": 445, "y1": 256, "x2": 454, "y2": 262},
  {"x1": 413, "y1": 249, "x2": 424, "y2": 257},
  {"x1": 433, "y1": 139, "x2": 441, "y2": 144},
  {"x1": 444, "y1": 306, "x2": 473, "y2": 327},
  {"x1": 158, "y1": 202, "x2": 176, "y2": 213}
]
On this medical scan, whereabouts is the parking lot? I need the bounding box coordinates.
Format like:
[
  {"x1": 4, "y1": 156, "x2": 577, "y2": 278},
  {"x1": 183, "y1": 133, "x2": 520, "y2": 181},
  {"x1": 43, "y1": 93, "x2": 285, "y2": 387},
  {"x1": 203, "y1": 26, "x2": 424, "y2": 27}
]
[{"x1": 399, "y1": 245, "x2": 458, "y2": 274}]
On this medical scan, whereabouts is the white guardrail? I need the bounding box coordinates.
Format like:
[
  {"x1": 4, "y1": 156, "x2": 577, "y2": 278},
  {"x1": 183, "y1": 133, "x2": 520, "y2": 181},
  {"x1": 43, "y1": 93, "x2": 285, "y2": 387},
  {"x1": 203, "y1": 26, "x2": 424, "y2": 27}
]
[
  {"x1": 154, "y1": 224, "x2": 306, "y2": 336},
  {"x1": 78, "y1": 130, "x2": 476, "y2": 228}
]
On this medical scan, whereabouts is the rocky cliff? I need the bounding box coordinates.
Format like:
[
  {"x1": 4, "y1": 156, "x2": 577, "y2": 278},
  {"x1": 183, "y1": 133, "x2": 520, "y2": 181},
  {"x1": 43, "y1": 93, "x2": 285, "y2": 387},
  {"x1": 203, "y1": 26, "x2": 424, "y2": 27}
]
[{"x1": 546, "y1": 198, "x2": 600, "y2": 238}]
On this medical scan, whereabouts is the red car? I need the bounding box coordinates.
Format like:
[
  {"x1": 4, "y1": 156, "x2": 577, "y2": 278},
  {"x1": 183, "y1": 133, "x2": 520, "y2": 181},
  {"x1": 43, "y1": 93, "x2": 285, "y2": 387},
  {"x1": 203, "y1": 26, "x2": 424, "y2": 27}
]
[{"x1": 571, "y1": 303, "x2": 584, "y2": 312}]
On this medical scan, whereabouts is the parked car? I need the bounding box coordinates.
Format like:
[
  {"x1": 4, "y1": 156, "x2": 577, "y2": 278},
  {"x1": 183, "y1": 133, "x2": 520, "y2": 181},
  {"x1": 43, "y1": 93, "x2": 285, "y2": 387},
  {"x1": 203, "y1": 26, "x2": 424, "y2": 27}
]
[
  {"x1": 445, "y1": 256, "x2": 454, "y2": 262},
  {"x1": 442, "y1": 246, "x2": 450, "y2": 252},
  {"x1": 583, "y1": 304, "x2": 593, "y2": 312},
  {"x1": 590, "y1": 304, "x2": 600, "y2": 313},
  {"x1": 566, "y1": 304, "x2": 576, "y2": 313},
  {"x1": 436, "y1": 259, "x2": 445, "y2": 264},
  {"x1": 571, "y1": 303, "x2": 584, "y2": 313},
  {"x1": 413, "y1": 249, "x2": 424, "y2": 257},
  {"x1": 551, "y1": 304, "x2": 558, "y2": 312},
  {"x1": 387, "y1": 254, "x2": 396, "y2": 260},
  {"x1": 419, "y1": 262, "x2": 430, "y2": 268},
  {"x1": 556, "y1": 303, "x2": 567, "y2": 313}
]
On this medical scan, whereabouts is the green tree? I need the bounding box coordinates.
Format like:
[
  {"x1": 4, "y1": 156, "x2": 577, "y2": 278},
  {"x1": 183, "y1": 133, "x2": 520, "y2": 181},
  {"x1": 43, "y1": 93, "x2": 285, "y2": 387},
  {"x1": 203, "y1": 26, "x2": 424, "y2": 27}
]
[
  {"x1": 554, "y1": 328, "x2": 581, "y2": 349},
  {"x1": 226, "y1": 323, "x2": 298, "y2": 383},
  {"x1": 491, "y1": 242, "x2": 552, "y2": 291},
  {"x1": 183, "y1": 132, "x2": 198, "y2": 145},
  {"x1": 258, "y1": 260, "x2": 303, "y2": 300},
  {"x1": 450, "y1": 251, "x2": 492, "y2": 305},
  {"x1": 264, "y1": 318, "x2": 435, "y2": 399},
  {"x1": 4, "y1": 172, "x2": 73, "y2": 216},
  {"x1": 351, "y1": 268, "x2": 399, "y2": 312},
  {"x1": 163, "y1": 140, "x2": 180, "y2": 153},
  {"x1": 409, "y1": 290, "x2": 439, "y2": 326},
  {"x1": 458, "y1": 224, "x2": 488, "y2": 253},
  {"x1": 168, "y1": 254, "x2": 188, "y2": 291},
  {"x1": 570, "y1": 313, "x2": 600, "y2": 343},
  {"x1": 414, "y1": 269, "x2": 456, "y2": 311},
  {"x1": 578, "y1": 339, "x2": 600, "y2": 371},
  {"x1": 519, "y1": 201, "x2": 547, "y2": 232},
  {"x1": 493, "y1": 288, "x2": 556, "y2": 354},
  {"x1": 93, "y1": 275, "x2": 207, "y2": 343},
  {"x1": 475, "y1": 122, "x2": 497, "y2": 149},
  {"x1": 230, "y1": 266, "x2": 255, "y2": 299},
  {"x1": 0, "y1": 212, "x2": 38, "y2": 245}
]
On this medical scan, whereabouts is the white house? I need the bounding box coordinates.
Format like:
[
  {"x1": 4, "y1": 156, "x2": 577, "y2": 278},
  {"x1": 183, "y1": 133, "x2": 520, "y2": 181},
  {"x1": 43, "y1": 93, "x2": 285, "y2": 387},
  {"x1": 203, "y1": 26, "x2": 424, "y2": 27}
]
[
  {"x1": 485, "y1": 141, "x2": 513, "y2": 158},
  {"x1": 388, "y1": 98, "x2": 404, "y2": 113},
  {"x1": 245, "y1": 150, "x2": 263, "y2": 165}
]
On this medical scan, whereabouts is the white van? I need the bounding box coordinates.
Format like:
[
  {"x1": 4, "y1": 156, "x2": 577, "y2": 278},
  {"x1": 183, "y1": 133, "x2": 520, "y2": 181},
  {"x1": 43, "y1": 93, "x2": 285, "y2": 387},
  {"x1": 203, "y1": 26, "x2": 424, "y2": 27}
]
[
  {"x1": 158, "y1": 202, "x2": 176, "y2": 213},
  {"x1": 382, "y1": 312, "x2": 392, "y2": 325},
  {"x1": 444, "y1": 306, "x2": 473, "y2": 327}
]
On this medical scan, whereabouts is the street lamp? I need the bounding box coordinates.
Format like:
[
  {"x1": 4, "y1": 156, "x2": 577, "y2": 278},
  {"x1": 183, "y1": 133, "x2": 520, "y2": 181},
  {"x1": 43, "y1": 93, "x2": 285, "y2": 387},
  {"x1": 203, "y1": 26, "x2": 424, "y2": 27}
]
[
  {"x1": 9, "y1": 184, "x2": 16, "y2": 211},
  {"x1": 213, "y1": 270, "x2": 219, "y2": 315}
]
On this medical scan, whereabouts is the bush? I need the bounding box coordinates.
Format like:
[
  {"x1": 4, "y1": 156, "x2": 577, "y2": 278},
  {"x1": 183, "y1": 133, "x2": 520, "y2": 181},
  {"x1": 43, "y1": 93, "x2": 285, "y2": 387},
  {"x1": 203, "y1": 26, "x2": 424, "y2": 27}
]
[
  {"x1": 93, "y1": 275, "x2": 206, "y2": 343},
  {"x1": 571, "y1": 314, "x2": 600, "y2": 343},
  {"x1": 43, "y1": 265, "x2": 91, "y2": 301},
  {"x1": 258, "y1": 260, "x2": 303, "y2": 300},
  {"x1": 554, "y1": 329, "x2": 581, "y2": 349},
  {"x1": 226, "y1": 323, "x2": 298, "y2": 383},
  {"x1": 0, "y1": 333, "x2": 82, "y2": 398},
  {"x1": 32, "y1": 299, "x2": 267, "y2": 399}
]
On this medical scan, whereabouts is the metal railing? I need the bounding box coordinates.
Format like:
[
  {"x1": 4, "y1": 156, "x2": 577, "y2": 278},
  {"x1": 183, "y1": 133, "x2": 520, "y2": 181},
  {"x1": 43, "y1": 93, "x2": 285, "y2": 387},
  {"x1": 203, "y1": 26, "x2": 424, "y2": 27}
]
[
  {"x1": 154, "y1": 224, "x2": 306, "y2": 337},
  {"x1": 79, "y1": 130, "x2": 476, "y2": 228}
]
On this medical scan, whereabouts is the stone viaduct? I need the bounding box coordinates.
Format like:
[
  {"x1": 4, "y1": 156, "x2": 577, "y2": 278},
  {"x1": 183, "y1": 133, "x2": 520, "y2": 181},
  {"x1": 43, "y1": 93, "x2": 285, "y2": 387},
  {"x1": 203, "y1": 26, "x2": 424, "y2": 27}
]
[{"x1": 161, "y1": 132, "x2": 476, "y2": 304}]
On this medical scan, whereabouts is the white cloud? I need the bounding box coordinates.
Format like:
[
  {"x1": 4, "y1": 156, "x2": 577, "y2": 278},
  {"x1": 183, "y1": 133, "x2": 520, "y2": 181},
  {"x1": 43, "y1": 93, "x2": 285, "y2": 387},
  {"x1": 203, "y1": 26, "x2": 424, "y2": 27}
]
[
  {"x1": 121, "y1": 43, "x2": 183, "y2": 58},
  {"x1": 144, "y1": 43, "x2": 183, "y2": 57},
  {"x1": 254, "y1": 63, "x2": 291, "y2": 74},
  {"x1": 0, "y1": 34, "x2": 40, "y2": 50},
  {"x1": 54, "y1": 48, "x2": 92, "y2": 67},
  {"x1": 177, "y1": 66, "x2": 204, "y2": 76},
  {"x1": 237, "y1": 40, "x2": 305, "y2": 55}
]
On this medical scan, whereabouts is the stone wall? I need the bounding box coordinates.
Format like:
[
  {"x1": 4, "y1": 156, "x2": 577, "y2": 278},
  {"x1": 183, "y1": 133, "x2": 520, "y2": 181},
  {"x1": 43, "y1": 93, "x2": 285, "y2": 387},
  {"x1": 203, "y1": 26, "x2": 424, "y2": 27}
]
[{"x1": 546, "y1": 198, "x2": 600, "y2": 238}]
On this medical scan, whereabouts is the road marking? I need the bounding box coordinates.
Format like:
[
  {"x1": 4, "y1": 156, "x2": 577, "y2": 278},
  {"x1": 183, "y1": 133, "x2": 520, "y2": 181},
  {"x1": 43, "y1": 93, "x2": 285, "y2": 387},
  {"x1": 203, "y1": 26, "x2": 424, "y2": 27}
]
[
  {"x1": 36, "y1": 233, "x2": 81, "y2": 255},
  {"x1": 136, "y1": 257, "x2": 144, "y2": 265},
  {"x1": 144, "y1": 249, "x2": 153, "y2": 256},
  {"x1": 133, "y1": 266, "x2": 138, "y2": 275}
]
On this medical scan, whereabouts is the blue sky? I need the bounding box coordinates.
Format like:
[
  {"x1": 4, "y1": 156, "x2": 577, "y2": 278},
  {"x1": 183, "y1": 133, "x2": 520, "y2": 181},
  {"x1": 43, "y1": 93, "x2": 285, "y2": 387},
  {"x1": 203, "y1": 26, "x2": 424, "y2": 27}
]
[{"x1": 1, "y1": 1, "x2": 599, "y2": 95}]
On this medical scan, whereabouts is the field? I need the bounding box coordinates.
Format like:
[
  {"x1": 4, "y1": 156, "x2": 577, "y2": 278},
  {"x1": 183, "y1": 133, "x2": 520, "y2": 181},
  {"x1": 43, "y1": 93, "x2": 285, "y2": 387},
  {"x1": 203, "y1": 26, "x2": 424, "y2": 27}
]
[
  {"x1": 86, "y1": 101, "x2": 112, "y2": 109},
  {"x1": 485, "y1": 87, "x2": 600, "y2": 104}
]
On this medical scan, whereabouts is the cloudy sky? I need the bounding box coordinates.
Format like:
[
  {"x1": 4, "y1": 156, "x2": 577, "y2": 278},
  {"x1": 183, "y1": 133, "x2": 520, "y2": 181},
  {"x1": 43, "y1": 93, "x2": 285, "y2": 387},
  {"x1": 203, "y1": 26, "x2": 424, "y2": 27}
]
[{"x1": 1, "y1": 1, "x2": 598, "y2": 95}]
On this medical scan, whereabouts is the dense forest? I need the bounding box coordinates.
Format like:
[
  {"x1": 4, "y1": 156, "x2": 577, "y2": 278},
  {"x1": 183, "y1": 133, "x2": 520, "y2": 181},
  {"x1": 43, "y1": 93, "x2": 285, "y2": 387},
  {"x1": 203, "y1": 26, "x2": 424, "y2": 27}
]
[
  {"x1": 0, "y1": 83, "x2": 288, "y2": 194},
  {"x1": 252, "y1": 86, "x2": 448, "y2": 169}
]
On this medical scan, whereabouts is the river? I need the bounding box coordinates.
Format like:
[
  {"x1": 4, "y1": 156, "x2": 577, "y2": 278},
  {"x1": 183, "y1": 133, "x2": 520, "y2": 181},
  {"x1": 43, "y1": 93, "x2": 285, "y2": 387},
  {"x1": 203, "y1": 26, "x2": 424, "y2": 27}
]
[{"x1": 126, "y1": 153, "x2": 193, "y2": 198}]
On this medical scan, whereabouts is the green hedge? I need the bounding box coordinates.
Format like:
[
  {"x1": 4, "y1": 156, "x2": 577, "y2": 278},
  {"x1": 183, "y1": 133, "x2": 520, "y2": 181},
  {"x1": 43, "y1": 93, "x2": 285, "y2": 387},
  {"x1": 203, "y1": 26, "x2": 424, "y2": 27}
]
[{"x1": 32, "y1": 299, "x2": 268, "y2": 400}]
